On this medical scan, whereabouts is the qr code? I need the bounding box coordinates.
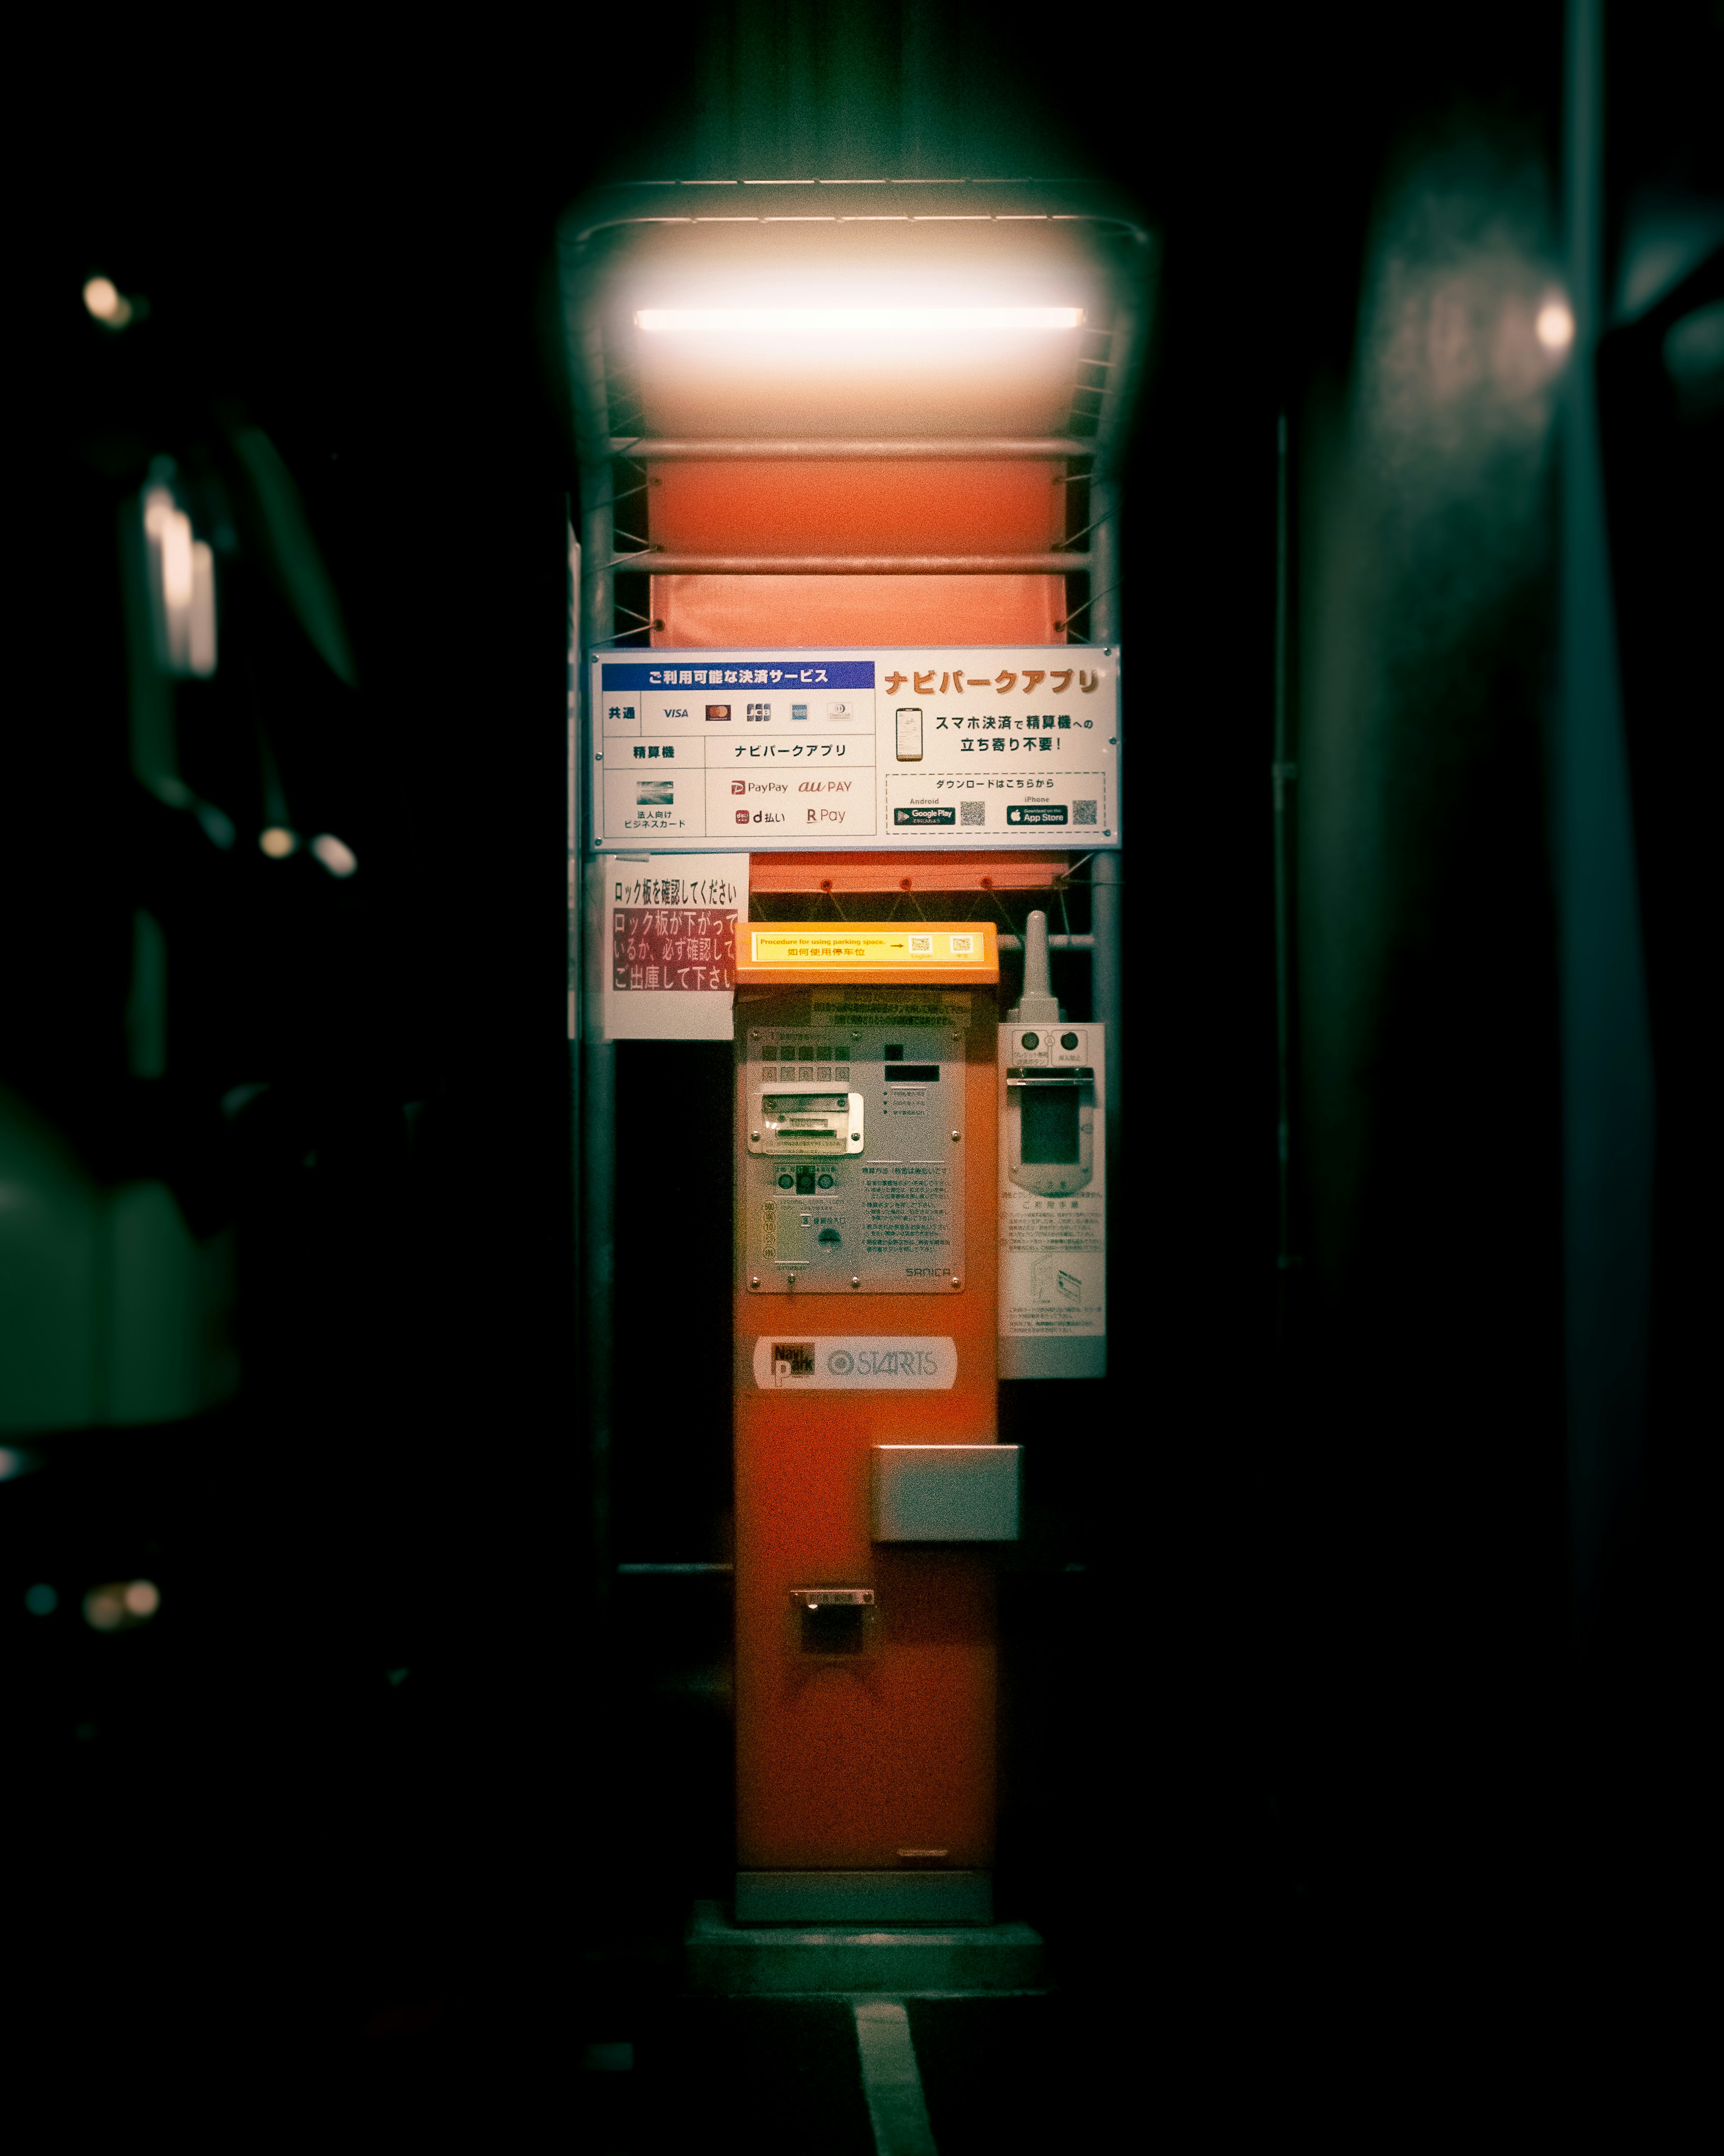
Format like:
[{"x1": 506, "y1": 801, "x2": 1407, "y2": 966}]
[
  {"x1": 1073, "y1": 799, "x2": 1098, "y2": 825},
  {"x1": 959, "y1": 800, "x2": 986, "y2": 826}
]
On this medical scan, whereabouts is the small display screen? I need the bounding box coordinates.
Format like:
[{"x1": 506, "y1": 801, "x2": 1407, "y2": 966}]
[
  {"x1": 1022, "y1": 1086, "x2": 1080, "y2": 1164},
  {"x1": 883, "y1": 1065, "x2": 940, "y2": 1084},
  {"x1": 765, "y1": 1094, "x2": 849, "y2": 1114}
]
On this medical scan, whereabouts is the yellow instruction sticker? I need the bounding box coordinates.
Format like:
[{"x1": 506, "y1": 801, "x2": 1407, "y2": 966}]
[{"x1": 748, "y1": 930, "x2": 986, "y2": 967}]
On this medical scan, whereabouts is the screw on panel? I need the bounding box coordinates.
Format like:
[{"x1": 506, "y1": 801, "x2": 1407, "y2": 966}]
[
  {"x1": 751, "y1": 1276, "x2": 760, "y2": 1287},
  {"x1": 750, "y1": 1130, "x2": 760, "y2": 1140},
  {"x1": 851, "y1": 1276, "x2": 860, "y2": 1288},
  {"x1": 950, "y1": 1130, "x2": 961, "y2": 1141},
  {"x1": 787, "y1": 1272, "x2": 797, "y2": 1285},
  {"x1": 950, "y1": 1276, "x2": 961, "y2": 1287}
]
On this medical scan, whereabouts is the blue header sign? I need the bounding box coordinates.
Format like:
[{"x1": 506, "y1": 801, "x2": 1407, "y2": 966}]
[{"x1": 601, "y1": 660, "x2": 876, "y2": 690}]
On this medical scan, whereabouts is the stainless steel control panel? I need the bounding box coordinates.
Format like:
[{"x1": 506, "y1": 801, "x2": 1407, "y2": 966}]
[{"x1": 742, "y1": 1016, "x2": 966, "y2": 1294}]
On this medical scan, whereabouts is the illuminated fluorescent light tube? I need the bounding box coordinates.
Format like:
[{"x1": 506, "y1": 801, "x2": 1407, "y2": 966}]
[{"x1": 634, "y1": 306, "x2": 1083, "y2": 333}]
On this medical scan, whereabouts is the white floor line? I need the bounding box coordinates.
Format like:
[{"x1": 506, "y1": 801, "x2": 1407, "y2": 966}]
[{"x1": 853, "y1": 1998, "x2": 938, "y2": 2156}]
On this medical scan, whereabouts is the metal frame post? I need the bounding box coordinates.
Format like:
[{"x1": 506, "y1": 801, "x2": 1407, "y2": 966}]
[
  {"x1": 581, "y1": 1021, "x2": 616, "y2": 1602},
  {"x1": 1272, "y1": 412, "x2": 1298, "y2": 1330},
  {"x1": 1086, "y1": 280, "x2": 1135, "y2": 1236},
  {"x1": 571, "y1": 275, "x2": 619, "y2": 1607},
  {"x1": 1090, "y1": 852, "x2": 1124, "y2": 1249}
]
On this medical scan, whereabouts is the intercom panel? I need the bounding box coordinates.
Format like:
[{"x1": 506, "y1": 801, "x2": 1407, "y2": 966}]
[{"x1": 998, "y1": 1020, "x2": 1106, "y2": 1377}]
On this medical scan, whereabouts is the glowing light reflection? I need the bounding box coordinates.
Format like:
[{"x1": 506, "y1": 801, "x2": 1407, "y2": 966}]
[
  {"x1": 84, "y1": 1579, "x2": 161, "y2": 1632},
  {"x1": 1536, "y1": 300, "x2": 1575, "y2": 352},
  {"x1": 142, "y1": 484, "x2": 217, "y2": 677},
  {"x1": 309, "y1": 833, "x2": 358, "y2": 878},
  {"x1": 84, "y1": 276, "x2": 133, "y2": 327}
]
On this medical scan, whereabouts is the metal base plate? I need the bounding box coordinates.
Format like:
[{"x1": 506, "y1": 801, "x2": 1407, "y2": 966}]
[
  {"x1": 736, "y1": 1870, "x2": 992, "y2": 1925},
  {"x1": 687, "y1": 1900, "x2": 1044, "y2": 1996}
]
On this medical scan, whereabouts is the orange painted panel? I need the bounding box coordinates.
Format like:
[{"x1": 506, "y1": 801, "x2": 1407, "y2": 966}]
[
  {"x1": 652, "y1": 572, "x2": 1063, "y2": 648},
  {"x1": 750, "y1": 850, "x2": 1070, "y2": 893},
  {"x1": 648, "y1": 461, "x2": 1062, "y2": 556},
  {"x1": 733, "y1": 988, "x2": 1001, "y2": 1870}
]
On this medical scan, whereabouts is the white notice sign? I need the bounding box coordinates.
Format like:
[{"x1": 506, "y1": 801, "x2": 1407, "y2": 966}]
[{"x1": 586, "y1": 852, "x2": 746, "y2": 1041}]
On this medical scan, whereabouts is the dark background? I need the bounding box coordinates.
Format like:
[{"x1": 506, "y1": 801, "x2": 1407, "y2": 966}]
[{"x1": 6, "y1": 1, "x2": 1717, "y2": 2130}]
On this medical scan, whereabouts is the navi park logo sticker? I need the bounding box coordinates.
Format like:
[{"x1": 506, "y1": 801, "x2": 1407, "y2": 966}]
[{"x1": 754, "y1": 1338, "x2": 956, "y2": 1389}]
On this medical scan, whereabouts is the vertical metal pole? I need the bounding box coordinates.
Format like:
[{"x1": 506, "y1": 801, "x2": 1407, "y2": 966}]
[
  {"x1": 566, "y1": 512, "x2": 590, "y2": 1583},
  {"x1": 1087, "y1": 475, "x2": 1120, "y2": 652},
  {"x1": 1272, "y1": 413, "x2": 1296, "y2": 1310},
  {"x1": 569, "y1": 274, "x2": 618, "y2": 1608},
  {"x1": 581, "y1": 460, "x2": 615, "y2": 662},
  {"x1": 1091, "y1": 853, "x2": 1123, "y2": 1250},
  {"x1": 1089, "y1": 246, "x2": 1152, "y2": 484},
  {"x1": 582, "y1": 1023, "x2": 616, "y2": 1605},
  {"x1": 1558, "y1": 0, "x2": 1654, "y2": 1638},
  {"x1": 1079, "y1": 234, "x2": 1149, "y2": 650},
  {"x1": 571, "y1": 277, "x2": 617, "y2": 649},
  {"x1": 1087, "y1": 278, "x2": 1134, "y2": 1269}
]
